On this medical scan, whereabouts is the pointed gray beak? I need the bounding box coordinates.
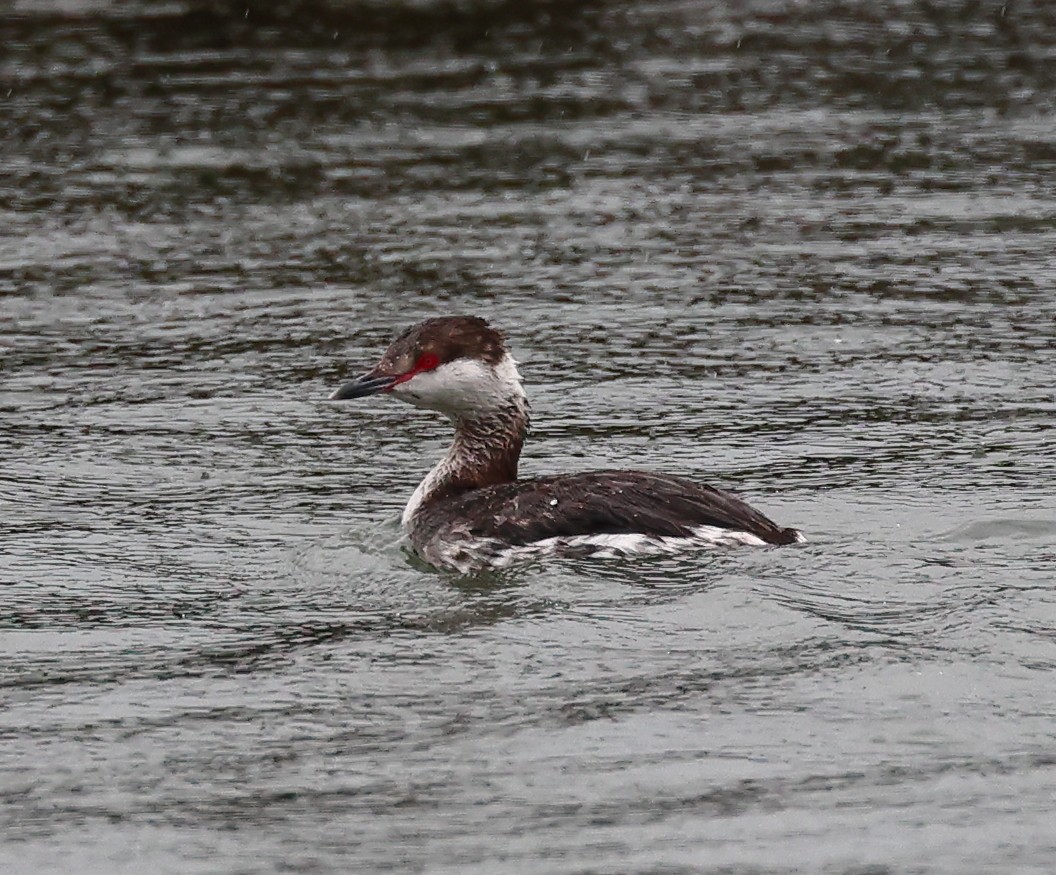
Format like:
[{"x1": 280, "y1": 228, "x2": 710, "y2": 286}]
[{"x1": 329, "y1": 371, "x2": 397, "y2": 400}]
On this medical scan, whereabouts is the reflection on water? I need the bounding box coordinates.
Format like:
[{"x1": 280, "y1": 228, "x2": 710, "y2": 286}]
[{"x1": 3, "y1": 1, "x2": 1056, "y2": 872}]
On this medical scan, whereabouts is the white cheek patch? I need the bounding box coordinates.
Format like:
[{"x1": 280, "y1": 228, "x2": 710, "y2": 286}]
[{"x1": 392, "y1": 354, "x2": 524, "y2": 415}]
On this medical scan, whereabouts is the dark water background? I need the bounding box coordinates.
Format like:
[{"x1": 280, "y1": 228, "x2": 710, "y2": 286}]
[{"x1": 3, "y1": 0, "x2": 1056, "y2": 872}]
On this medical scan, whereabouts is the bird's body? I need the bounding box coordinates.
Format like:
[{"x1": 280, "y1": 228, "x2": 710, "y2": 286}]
[
  {"x1": 407, "y1": 469, "x2": 800, "y2": 571},
  {"x1": 330, "y1": 316, "x2": 802, "y2": 572}
]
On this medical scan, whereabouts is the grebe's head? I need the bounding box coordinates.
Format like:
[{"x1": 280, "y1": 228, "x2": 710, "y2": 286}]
[{"x1": 330, "y1": 316, "x2": 525, "y2": 419}]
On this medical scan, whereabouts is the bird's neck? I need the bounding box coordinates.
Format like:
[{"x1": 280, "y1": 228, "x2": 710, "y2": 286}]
[{"x1": 401, "y1": 397, "x2": 529, "y2": 528}]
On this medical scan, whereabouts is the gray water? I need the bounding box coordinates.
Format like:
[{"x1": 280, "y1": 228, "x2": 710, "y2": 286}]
[{"x1": 3, "y1": 1, "x2": 1056, "y2": 872}]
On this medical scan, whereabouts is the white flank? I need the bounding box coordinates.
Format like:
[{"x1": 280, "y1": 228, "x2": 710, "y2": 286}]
[{"x1": 428, "y1": 524, "x2": 788, "y2": 573}]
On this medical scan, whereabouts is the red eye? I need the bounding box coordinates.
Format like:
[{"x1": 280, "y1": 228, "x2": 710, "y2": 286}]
[{"x1": 416, "y1": 353, "x2": 440, "y2": 371}]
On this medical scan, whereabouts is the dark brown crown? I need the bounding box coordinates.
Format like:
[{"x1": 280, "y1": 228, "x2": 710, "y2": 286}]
[{"x1": 375, "y1": 316, "x2": 507, "y2": 374}]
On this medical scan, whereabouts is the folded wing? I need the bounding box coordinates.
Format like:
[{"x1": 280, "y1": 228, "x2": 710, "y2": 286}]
[{"x1": 423, "y1": 470, "x2": 800, "y2": 547}]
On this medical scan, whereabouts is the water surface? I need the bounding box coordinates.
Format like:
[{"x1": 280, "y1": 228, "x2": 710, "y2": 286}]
[{"x1": 3, "y1": 1, "x2": 1056, "y2": 872}]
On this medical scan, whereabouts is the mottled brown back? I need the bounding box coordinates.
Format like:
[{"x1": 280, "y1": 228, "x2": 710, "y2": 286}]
[{"x1": 409, "y1": 470, "x2": 801, "y2": 552}]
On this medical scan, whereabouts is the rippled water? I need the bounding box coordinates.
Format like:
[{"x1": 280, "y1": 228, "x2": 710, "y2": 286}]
[{"x1": 3, "y1": 1, "x2": 1056, "y2": 872}]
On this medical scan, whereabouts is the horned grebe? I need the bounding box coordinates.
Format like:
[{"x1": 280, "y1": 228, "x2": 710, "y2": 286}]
[{"x1": 330, "y1": 316, "x2": 803, "y2": 572}]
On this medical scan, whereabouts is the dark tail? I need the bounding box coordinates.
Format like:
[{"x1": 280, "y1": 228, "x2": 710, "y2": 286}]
[{"x1": 769, "y1": 526, "x2": 804, "y2": 546}]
